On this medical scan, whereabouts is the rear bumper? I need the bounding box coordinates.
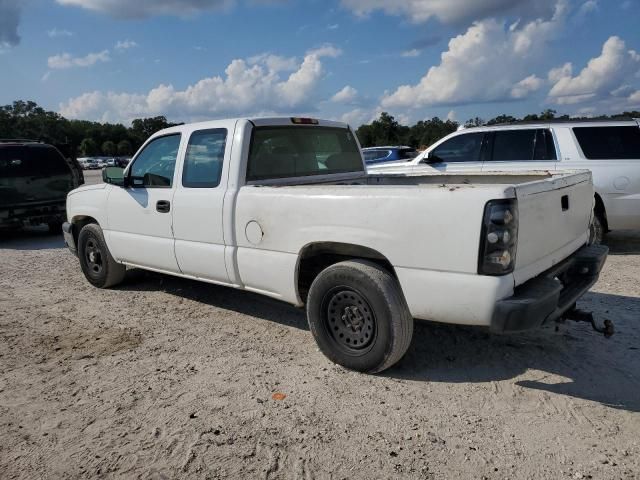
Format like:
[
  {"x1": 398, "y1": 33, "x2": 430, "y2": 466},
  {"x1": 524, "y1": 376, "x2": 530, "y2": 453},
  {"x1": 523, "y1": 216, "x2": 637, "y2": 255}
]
[
  {"x1": 491, "y1": 244, "x2": 608, "y2": 333},
  {"x1": 62, "y1": 222, "x2": 77, "y2": 255},
  {"x1": 0, "y1": 201, "x2": 66, "y2": 228}
]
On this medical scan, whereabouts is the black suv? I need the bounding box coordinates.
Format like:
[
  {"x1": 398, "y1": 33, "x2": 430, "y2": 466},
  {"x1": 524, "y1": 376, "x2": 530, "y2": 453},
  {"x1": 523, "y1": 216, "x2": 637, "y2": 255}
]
[{"x1": 0, "y1": 140, "x2": 84, "y2": 232}]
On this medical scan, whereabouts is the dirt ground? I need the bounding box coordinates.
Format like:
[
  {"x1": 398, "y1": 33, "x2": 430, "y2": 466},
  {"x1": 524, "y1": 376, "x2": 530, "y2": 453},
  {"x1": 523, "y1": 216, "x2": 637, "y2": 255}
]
[{"x1": 1, "y1": 219, "x2": 639, "y2": 479}]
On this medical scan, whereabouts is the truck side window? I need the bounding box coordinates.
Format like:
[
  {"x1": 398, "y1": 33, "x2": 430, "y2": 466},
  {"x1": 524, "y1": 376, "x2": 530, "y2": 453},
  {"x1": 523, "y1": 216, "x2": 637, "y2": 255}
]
[
  {"x1": 489, "y1": 129, "x2": 537, "y2": 161},
  {"x1": 183, "y1": 129, "x2": 227, "y2": 188},
  {"x1": 430, "y1": 132, "x2": 484, "y2": 162},
  {"x1": 573, "y1": 126, "x2": 640, "y2": 159},
  {"x1": 129, "y1": 134, "x2": 181, "y2": 188}
]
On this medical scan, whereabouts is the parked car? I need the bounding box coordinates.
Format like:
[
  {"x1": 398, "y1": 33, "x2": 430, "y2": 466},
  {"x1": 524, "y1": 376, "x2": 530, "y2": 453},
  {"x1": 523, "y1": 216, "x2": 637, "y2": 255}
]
[
  {"x1": 80, "y1": 158, "x2": 101, "y2": 170},
  {"x1": 0, "y1": 139, "x2": 84, "y2": 231},
  {"x1": 63, "y1": 117, "x2": 607, "y2": 373},
  {"x1": 362, "y1": 146, "x2": 418, "y2": 165},
  {"x1": 369, "y1": 120, "x2": 640, "y2": 243}
]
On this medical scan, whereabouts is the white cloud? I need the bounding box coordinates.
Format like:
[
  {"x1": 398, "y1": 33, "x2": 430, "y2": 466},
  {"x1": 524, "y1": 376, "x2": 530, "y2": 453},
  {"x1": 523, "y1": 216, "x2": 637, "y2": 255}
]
[
  {"x1": 548, "y1": 62, "x2": 572, "y2": 83},
  {"x1": 55, "y1": 0, "x2": 233, "y2": 18},
  {"x1": 447, "y1": 110, "x2": 457, "y2": 122},
  {"x1": 48, "y1": 50, "x2": 111, "y2": 69},
  {"x1": 511, "y1": 75, "x2": 544, "y2": 99},
  {"x1": 247, "y1": 53, "x2": 298, "y2": 72},
  {"x1": 115, "y1": 40, "x2": 137, "y2": 50},
  {"x1": 381, "y1": 2, "x2": 566, "y2": 109},
  {"x1": 59, "y1": 46, "x2": 342, "y2": 123},
  {"x1": 331, "y1": 85, "x2": 359, "y2": 104},
  {"x1": 307, "y1": 45, "x2": 342, "y2": 58},
  {"x1": 629, "y1": 90, "x2": 640, "y2": 104},
  {"x1": 339, "y1": 108, "x2": 374, "y2": 126},
  {"x1": 338, "y1": 107, "x2": 388, "y2": 127},
  {"x1": 548, "y1": 36, "x2": 640, "y2": 105},
  {"x1": 328, "y1": 24, "x2": 339, "y2": 30},
  {"x1": 340, "y1": 0, "x2": 558, "y2": 25},
  {"x1": 0, "y1": 0, "x2": 21, "y2": 47},
  {"x1": 401, "y1": 49, "x2": 421, "y2": 58},
  {"x1": 578, "y1": 0, "x2": 598, "y2": 15},
  {"x1": 48, "y1": 28, "x2": 74, "y2": 38}
]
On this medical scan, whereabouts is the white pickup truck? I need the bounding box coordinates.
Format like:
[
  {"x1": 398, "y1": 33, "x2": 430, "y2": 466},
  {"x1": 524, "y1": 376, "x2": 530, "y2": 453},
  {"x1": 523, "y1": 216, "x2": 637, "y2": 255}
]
[{"x1": 63, "y1": 117, "x2": 608, "y2": 373}]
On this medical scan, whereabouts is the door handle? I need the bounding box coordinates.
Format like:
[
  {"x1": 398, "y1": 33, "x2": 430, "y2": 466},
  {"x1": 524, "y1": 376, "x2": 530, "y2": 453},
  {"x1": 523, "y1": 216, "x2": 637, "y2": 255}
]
[{"x1": 156, "y1": 200, "x2": 171, "y2": 213}]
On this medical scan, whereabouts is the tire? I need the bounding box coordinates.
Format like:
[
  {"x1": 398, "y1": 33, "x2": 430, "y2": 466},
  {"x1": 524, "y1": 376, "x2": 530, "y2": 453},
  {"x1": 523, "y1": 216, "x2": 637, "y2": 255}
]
[
  {"x1": 588, "y1": 213, "x2": 605, "y2": 245},
  {"x1": 306, "y1": 260, "x2": 413, "y2": 373},
  {"x1": 78, "y1": 223, "x2": 126, "y2": 288}
]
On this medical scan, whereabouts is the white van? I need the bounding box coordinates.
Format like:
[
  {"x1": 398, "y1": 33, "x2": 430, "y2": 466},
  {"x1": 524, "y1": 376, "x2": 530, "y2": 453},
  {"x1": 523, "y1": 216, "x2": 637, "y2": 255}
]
[{"x1": 369, "y1": 120, "x2": 640, "y2": 243}]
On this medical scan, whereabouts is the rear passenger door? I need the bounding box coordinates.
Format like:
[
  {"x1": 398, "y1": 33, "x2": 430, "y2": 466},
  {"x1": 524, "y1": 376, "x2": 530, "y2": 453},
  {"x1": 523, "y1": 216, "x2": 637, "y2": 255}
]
[
  {"x1": 424, "y1": 131, "x2": 486, "y2": 173},
  {"x1": 172, "y1": 125, "x2": 232, "y2": 284},
  {"x1": 482, "y1": 128, "x2": 558, "y2": 172}
]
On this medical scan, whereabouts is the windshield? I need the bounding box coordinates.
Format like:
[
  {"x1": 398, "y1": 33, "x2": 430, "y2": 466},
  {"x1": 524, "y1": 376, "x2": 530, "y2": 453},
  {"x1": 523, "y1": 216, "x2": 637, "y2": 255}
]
[{"x1": 247, "y1": 126, "x2": 364, "y2": 181}]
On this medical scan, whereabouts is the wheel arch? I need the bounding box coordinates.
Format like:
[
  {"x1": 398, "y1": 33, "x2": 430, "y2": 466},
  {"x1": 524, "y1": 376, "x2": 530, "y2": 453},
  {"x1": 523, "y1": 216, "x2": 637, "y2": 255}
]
[
  {"x1": 295, "y1": 242, "x2": 396, "y2": 305},
  {"x1": 594, "y1": 192, "x2": 609, "y2": 232},
  {"x1": 70, "y1": 215, "x2": 99, "y2": 247}
]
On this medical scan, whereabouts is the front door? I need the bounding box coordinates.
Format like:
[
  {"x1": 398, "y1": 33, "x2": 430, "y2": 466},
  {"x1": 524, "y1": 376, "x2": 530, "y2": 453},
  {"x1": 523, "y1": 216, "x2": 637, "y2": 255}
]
[{"x1": 106, "y1": 133, "x2": 182, "y2": 273}]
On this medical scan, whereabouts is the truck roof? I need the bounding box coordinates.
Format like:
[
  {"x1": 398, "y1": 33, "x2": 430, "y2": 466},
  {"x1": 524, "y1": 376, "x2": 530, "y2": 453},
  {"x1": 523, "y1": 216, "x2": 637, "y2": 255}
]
[
  {"x1": 464, "y1": 119, "x2": 640, "y2": 131},
  {"x1": 155, "y1": 117, "x2": 350, "y2": 137}
]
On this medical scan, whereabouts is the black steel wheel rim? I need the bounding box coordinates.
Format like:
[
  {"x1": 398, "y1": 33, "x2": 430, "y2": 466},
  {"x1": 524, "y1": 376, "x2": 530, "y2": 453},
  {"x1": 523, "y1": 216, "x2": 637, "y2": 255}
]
[
  {"x1": 84, "y1": 237, "x2": 104, "y2": 275},
  {"x1": 321, "y1": 287, "x2": 377, "y2": 356}
]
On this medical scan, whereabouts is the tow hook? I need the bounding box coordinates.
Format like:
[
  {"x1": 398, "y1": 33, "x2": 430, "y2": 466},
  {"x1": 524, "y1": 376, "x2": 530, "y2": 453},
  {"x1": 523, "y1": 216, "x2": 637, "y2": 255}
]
[{"x1": 562, "y1": 308, "x2": 615, "y2": 338}]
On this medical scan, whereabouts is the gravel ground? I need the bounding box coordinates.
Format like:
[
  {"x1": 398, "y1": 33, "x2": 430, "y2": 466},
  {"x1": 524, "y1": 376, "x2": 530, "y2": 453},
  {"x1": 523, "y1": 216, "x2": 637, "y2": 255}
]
[{"x1": 0, "y1": 221, "x2": 639, "y2": 479}]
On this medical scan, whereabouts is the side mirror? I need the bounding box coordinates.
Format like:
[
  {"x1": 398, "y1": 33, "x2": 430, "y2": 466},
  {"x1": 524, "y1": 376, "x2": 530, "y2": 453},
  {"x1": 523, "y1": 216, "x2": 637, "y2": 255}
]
[{"x1": 102, "y1": 166, "x2": 125, "y2": 186}]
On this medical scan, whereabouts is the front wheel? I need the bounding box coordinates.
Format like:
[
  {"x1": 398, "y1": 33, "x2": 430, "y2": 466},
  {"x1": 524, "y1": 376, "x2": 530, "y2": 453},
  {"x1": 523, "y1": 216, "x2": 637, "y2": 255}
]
[
  {"x1": 306, "y1": 260, "x2": 413, "y2": 373},
  {"x1": 78, "y1": 223, "x2": 126, "y2": 288}
]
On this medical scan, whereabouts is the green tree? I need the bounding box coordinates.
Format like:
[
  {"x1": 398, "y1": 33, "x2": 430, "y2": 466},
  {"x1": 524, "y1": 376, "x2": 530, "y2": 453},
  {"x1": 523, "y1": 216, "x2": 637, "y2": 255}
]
[
  {"x1": 465, "y1": 117, "x2": 485, "y2": 128},
  {"x1": 130, "y1": 116, "x2": 176, "y2": 144},
  {"x1": 117, "y1": 139, "x2": 133, "y2": 156},
  {"x1": 102, "y1": 140, "x2": 117, "y2": 156},
  {"x1": 486, "y1": 114, "x2": 518, "y2": 125},
  {"x1": 80, "y1": 138, "x2": 99, "y2": 156},
  {"x1": 355, "y1": 112, "x2": 408, "y2": 147},
  {"x1": 539, "y1": 109, "x2": 557, "y2": 120}
]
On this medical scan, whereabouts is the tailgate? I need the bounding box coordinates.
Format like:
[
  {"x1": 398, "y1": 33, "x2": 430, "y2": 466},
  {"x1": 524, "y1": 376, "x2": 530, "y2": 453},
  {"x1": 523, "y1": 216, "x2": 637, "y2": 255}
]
[{"x1": 513, "y1": 171, "x2": 593, "y2": 285}]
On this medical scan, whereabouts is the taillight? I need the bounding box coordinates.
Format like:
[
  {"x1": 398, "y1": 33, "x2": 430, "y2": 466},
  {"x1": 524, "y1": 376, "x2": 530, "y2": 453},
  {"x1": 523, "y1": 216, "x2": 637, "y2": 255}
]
[{"x1": 478, "y1": 199, "x2": 518, "y2": 276}]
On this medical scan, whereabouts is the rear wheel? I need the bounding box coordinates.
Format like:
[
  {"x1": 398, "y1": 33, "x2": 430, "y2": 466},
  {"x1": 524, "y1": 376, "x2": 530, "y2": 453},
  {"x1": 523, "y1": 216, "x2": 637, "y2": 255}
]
[
  {"x1": 78, "y1": 223, "x2": 126, "y2": 288},
  {"x1": 306, "y1": 260, "x2": 413, "y2": 373}
]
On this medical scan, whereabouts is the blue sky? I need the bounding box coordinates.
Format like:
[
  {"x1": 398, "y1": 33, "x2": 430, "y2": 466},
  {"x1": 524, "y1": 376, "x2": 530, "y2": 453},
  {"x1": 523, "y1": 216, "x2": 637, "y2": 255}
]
[{"x1": 1, "y1": 0, "x2": 639, "y2": 126}]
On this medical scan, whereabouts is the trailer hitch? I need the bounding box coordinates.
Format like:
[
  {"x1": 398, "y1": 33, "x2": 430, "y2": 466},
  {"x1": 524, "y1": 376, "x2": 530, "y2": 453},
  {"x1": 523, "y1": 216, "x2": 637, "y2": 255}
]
[{"x1": 562, "y1": 308, "x2": 614, "y2": 338}]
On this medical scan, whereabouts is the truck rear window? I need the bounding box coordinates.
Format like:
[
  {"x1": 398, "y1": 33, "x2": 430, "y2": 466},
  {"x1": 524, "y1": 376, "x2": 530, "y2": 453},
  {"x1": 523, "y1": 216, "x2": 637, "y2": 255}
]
[
  {"x1": 573, "y1": 126, "x2": 640, "y2": 160},
  {"x1": 0, "y1": 145, "x2": 70, "y2": 177},
  {"x1": 247, "y1": 126, "x2": 364, "y2": 181}
]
